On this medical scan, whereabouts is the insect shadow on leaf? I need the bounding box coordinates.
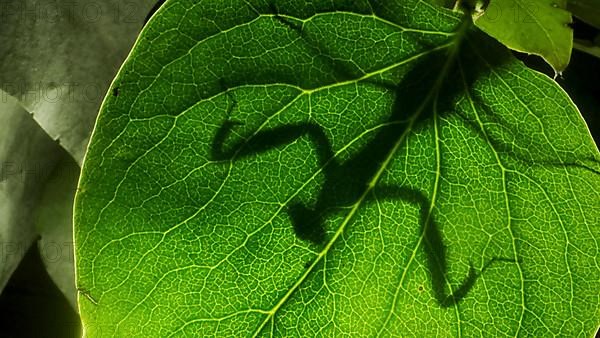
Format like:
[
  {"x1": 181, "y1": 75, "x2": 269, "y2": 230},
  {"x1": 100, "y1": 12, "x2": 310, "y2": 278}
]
[
  {"x1": 455, "y1": 34, "x2": 600, "y2": 175},
  {"x1": 376, "y1": 186, "x2": 518, "y2": 307},
  {"x1": 211, "y1": 11, "x2": 517, "y2": 307}
]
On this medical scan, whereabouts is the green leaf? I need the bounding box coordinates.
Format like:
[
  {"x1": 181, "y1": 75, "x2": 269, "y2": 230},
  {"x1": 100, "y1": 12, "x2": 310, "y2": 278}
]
[
  {"x1": 75, "y1": 0, "x2": 600, "y2": 336},
  {"x1": 473, "y1": 0, "x2": 573, "y2": 73},
  {"x1": 0, "y1": 0, "x2": 155, "y2": 163},
  {"x1": 574, "y1": 38, "x2": 600, "y2": 59},
  {"x1": 568, "y1": 0, "x2": 600, "y2": 29}
]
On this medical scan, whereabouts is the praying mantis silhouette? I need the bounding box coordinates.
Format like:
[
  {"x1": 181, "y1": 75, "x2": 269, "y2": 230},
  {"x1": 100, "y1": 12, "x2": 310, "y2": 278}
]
[{"x1": 210, "y1": 11, "x2": 515, "y2": 307}]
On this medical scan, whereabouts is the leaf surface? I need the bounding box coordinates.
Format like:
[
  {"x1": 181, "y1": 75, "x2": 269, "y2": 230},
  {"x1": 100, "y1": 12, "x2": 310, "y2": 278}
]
[
  {"x1": 75, "y1": 0, "x2": 600, "y2": 336},
  {"x1": 473, "y1": 0, "x2": 573, "y2": 72}
]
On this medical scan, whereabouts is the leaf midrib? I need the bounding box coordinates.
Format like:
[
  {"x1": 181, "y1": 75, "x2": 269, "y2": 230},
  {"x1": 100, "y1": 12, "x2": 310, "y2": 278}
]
[{"x1": 251, "y1": 18, "x2": 471, "y2": 336}]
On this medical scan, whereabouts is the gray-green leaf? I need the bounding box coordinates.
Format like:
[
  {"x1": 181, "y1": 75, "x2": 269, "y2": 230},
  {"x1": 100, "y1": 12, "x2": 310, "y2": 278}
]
[
  {"x1": 34, "y1": 151, "x2": 80, "y2": 310},
  {"x1": 0, "y1": 93, "x2": 62, "y2": 294},
  {"x1": 0, "y1": 0, "x2": 155, "y2": 163}
]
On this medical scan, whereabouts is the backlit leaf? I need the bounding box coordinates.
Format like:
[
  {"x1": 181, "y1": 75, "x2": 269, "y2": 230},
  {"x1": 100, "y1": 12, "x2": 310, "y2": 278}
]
[
  {"x1": 75, "y1": 0, "x2": 600, "y2": 336},
  {"x1": 473, "y1": 0, "x2": 573, "y2": 72}
]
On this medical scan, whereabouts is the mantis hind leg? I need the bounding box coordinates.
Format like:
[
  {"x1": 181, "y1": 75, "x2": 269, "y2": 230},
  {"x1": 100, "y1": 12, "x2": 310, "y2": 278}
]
[
  {"x1": 211, "y1": 119, "x2": 339, "y2": 245},
  {"x1": 370, "y1": 185, "x2": 517, "y2": 307}
]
